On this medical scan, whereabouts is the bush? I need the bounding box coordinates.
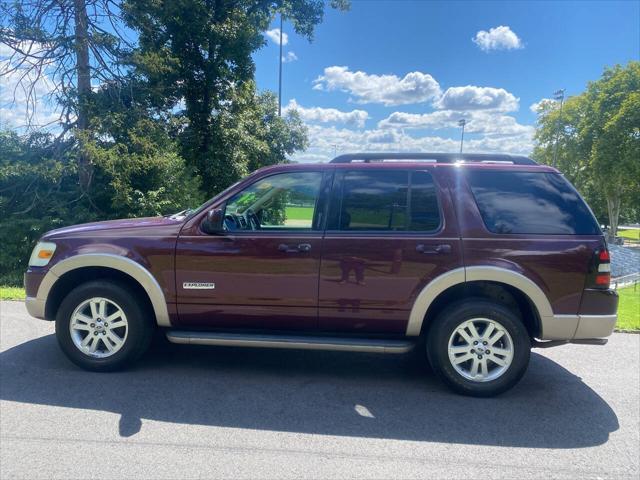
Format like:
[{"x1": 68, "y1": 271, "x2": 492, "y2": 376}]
[{"x1": 0, "y1": 128, "x2": 204, "y2": 286}]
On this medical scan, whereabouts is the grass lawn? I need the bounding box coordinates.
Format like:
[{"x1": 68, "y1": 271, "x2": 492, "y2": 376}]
[
  {"x1": 618, "y1": 228, "x2": 640, "y2": 241},
  {"x1": 616, "y1": 285, "x2": 640, "y2": 331},
  {"x1": 285, "y1": 206, "x2": 314, "y2": 221},
  {"x1": 1, "y1": 286, "x2": 26, "y2": 301}
]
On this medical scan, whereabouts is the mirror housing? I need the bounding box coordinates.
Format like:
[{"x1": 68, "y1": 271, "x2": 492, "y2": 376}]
[{"x1": 201, "y1": 208, "x2": 225, "y2": 234}]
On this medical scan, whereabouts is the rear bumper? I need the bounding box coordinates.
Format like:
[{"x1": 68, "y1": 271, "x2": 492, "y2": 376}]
[
  {"x1": 541, "y1": 288, "x2": 618, "y2": 341},
  {"x1": 573, "y1": 314, "x2": 617, "y2": 339}
]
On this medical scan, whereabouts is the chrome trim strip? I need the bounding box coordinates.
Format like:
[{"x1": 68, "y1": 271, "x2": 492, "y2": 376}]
[
  {"x1": 166, "y1": 331, "x2": 415, "y2": 354},
  {"x1": 36, "y1": 254, "x2": 171, "y2": 327},
  {"x1": 406, "y1": 268, "x2": 466, "y2": 336}
]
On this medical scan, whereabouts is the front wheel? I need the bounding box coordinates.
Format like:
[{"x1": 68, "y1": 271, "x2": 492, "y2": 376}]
[
  {"x1": 55, "y1": 281, "x2": 153, "y2": 371},
  {"x1": 427, "y1": 299, "x2": 530, "y2": 397}
]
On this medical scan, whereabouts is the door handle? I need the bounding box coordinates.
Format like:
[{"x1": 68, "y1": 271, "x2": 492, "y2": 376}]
[
  {"x1": 278, "y1": 243, "x2": 312, "y2": 253},
  {"x1": 416, "y1": 244, "x2": 451, "y2": 254}
]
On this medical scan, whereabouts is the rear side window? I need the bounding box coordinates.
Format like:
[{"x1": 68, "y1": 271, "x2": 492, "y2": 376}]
[
  {"x1": 331, "y1": 170, "x2": 440, "y2": 232},
  {"x1": 465, "y1": 170, "x2": 600, "y2": 235}
]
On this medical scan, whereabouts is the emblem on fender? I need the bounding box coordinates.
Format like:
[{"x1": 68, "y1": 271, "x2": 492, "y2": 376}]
[{"x1": 183, "y1": 282, "x2": 216, "y2": 290}]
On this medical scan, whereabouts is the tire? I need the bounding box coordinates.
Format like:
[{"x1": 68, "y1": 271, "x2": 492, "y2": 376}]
[
  {"x1": 55, "y1": 280, "x2": 154, "y2": 371},
  {"x1": 426, "y1": 299, "x2": 530, "y2": 397}
]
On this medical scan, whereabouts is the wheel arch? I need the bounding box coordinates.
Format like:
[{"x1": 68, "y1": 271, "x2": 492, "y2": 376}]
[
  {"x1": 39, "y1": 254, "x2": 170, "y2": 327},
  {"x1": 407, "y1": 266, "x2": 553, "y2": 338}
]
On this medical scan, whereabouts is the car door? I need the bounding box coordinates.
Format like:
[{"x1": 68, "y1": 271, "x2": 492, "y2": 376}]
[
  {"x1": 318, "y1": 166, "x2": 462, "y2": 334},
  {"x1": 175, "y1": 169, "x2": 329, "y2": 331}
]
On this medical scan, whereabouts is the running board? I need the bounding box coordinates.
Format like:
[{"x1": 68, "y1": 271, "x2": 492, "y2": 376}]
[{"x1": 166, "y1": 331, "x2": 415, "y2": 354}]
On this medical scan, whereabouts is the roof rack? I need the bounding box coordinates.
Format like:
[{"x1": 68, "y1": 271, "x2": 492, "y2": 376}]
[{"x1": 329, "y1": 152, "x2": 538, "y2": 166}]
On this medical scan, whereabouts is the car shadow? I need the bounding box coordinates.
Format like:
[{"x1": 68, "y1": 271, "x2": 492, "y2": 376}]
[{"x1": 0, "y1": 334, "x2": 618, "y2": 447}]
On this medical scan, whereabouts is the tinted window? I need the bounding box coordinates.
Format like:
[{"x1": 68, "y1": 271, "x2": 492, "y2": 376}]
[
  {"x1": 224, "y1": 171, "x2": 322, "y2": 231},
  {"x1": 410, "y1": 171, "x2": 441, "y2": 231},
  {"x1": 335, "y1": 170, "x2": 440, "y2": 232},
  {"x1": 466, "y1": 171, "x2": 600, "y2": 235}
]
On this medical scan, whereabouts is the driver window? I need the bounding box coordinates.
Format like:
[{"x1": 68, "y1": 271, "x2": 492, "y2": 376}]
[{"x1": 223, "y1": 171, "x2": 323, "y2": 231}]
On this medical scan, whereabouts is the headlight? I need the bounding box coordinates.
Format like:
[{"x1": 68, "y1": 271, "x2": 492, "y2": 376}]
[{"x1": 29, "y1": 242, "x2": 57, "y2": 267}]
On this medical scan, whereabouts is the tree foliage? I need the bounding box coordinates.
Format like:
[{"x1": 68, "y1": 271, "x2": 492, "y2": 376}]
[
  {"x1": 532, "y1": 61, "x2": 640, "y2": 237},
  {"x1": 0, "y1": 0, "x2": 348, "y2": 283},
  {"x1": 120, "y1": 0, "x2": 341, "y2": 196}
]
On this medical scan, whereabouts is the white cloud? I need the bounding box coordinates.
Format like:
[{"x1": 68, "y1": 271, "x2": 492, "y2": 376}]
[
  {"x1": 312, "y1": 66, "x2": 442, "y2": 106},
  {"x1": 378, "y1": 110, "x2": 533, "y2": 136},
  {"x1": 265, "y1": 28, "x2": 288, "y2": 46},
  {"x1": 473, "y1": 26, "x2": 523, "y2": 52},
  {"x1": 282, "y1": 51, "x2": 298, "y2": 63},
  {"x1": 290, "y1": 124, "x2": 534, "y2": 163},
  {"x1": 530, "y1": 98, "x2": 557, "y2": 113},
  {"x1": 284, "y1": 99, "x2": 369, "y2": 128},
  {"x1": 0, "y1": 48, "x2": 60, "y2": 129},
  {"x1": 435, "y1": 85, "x2": 519, "y2": 112}
]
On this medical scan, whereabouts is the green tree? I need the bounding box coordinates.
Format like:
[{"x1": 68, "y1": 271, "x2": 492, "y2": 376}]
[
  {"x1": 533, "y1": 61, "x2": 640, "y2": 238},
  {"x1": 122, "y1": 0, "x2": 346, "y2": 196},
  {"x1": 0, "y1": 0, "x2": 131, "y2": 191}
]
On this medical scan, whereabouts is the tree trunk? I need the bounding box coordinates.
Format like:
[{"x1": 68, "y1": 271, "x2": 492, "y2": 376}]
[
  {"x1": 74, "y1": 0, "x2": 92, "y2": 191},
  {"x1": 606, "y1": 193, "x2": 621, "y2": 242}
]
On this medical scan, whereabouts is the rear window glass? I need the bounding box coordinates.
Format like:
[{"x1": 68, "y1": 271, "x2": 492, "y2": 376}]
[{"x1": 465, "y1": 171, "x2": 600, "y2": 235}]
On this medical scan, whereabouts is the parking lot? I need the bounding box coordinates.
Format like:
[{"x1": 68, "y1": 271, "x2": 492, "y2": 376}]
[{"x1": 1, "y1": 300, "x2": 638, "y2": 479}]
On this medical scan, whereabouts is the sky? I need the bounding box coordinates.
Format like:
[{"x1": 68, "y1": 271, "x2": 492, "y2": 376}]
[
  {"x1": 1, "y1": 0, "x2": 638, "y2": 162},
  {"x1": 254, "y1": 0, "x2": 640, "y2": 162}
]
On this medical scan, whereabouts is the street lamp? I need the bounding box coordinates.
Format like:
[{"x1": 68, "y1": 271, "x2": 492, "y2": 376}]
[
  {"x1": 458, "y1": 119, "x2": 466, "y2": 154},
  {"x1": 278, "y1": 14, "x2": 283, "y2": 117},
  {"x1": 552, "y1": 89, "x2": 565, "y2": 168}
]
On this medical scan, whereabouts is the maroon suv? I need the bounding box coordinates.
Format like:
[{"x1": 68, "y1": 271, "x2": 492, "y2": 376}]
[{"x1": 24, "y1": 153, "x2": 618, "y2": 396}]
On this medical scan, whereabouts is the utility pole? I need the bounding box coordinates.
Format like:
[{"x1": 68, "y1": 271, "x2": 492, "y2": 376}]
[
  {"x1": 458, "y1": 119, "x2": 466, "y2": 154},
  {"x1": 552, "y1": 89, "x2": 565, "y2": 168},
  {"x1": 278, "y1": 14, "x2": 283, "y2": 117}
]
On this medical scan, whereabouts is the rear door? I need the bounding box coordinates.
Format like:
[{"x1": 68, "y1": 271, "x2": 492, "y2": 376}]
[{"x1": 318, "y1": 166, "x2": 463, "y2": 334}]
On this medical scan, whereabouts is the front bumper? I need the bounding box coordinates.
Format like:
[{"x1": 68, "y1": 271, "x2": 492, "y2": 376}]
[
  {"x1": 24, "y1": 269, "x2": 48, "y2": 320},
  {"x1": 25, "y1": 296, "x2": 46, "y2": 320}
]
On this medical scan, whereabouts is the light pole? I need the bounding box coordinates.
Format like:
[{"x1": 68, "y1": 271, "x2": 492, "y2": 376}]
[
  {"x1": 458, "y1": 119, "x2": 466, "y2": 153},
  {"x1": 552, "y1": 89, "x2": 565, "y2": 168},
  {"x1": 278, "y1": 14, "x2": 283, "y2": 117}
]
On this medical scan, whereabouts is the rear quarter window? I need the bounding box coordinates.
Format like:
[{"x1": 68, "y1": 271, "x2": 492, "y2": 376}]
[{"x1": 465, "y1": 170, "x2": 600, "y2": 235}]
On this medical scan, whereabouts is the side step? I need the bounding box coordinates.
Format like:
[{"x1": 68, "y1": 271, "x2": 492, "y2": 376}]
[{"x1": 166, "y1": 331, "x2": 416, "y2": 354}]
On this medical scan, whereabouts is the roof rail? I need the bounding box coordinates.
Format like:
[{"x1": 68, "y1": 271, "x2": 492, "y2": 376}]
[{"x1": 329, "y1": 152, "x2": 538, "y2": 166}]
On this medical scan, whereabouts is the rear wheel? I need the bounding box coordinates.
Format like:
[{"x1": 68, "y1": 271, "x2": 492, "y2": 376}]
[
  {"x1": 55, "y1": 281, "x2": 153, "y2": 371},
  {"x1": 427, "y1": 299, "x2": 530, "y2": 397}
]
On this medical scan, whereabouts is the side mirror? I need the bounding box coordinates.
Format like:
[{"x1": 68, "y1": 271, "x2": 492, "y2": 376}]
[{"x1": 201, "y1": 208, "x2": 224, "y2": 234}]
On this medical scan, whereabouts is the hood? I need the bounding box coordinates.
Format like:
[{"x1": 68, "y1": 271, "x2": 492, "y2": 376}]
[{"x1": 43, "y1": 216, "x2": 186, "y2": 239}]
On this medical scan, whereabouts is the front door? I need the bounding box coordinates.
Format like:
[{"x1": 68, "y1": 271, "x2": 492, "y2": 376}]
[
  {"x1": 175, "y1": 170, "x2": 327, "y2": 330},
  {"x1": 318, "y1": 167, "x2": 462, "y2": 334}
]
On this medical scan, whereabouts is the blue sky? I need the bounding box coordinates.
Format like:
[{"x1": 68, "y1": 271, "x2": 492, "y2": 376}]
[
  {"x1": 254, "y1": 0, "x2": 640, "y2": 162},
  {"x1": 1, "y1": 1, "x2": 638, "y2": 162}
]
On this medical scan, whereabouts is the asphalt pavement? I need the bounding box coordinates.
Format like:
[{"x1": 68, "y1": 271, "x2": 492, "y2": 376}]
[{"x1": 1, "y1": 300, "x2": 638, "y2": 479}]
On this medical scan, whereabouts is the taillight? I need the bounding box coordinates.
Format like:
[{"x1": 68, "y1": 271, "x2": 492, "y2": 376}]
[{"x1": 589, "y1": 247, "x2": 611, "y2": 289}]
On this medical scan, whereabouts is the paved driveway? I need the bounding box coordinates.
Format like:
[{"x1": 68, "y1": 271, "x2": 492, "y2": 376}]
[{"x1": 1, "y1": 300, "x2": 638, "y2": 479}]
